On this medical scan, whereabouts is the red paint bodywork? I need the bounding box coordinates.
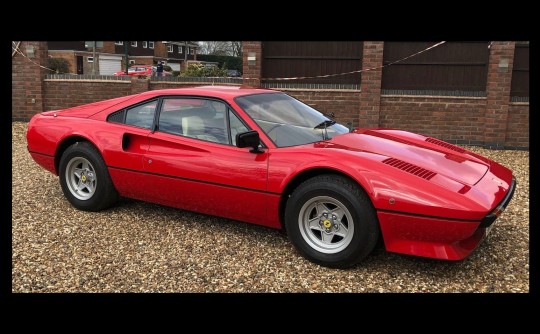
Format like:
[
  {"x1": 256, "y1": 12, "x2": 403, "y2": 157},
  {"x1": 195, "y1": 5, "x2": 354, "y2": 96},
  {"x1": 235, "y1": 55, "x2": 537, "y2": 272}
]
[{"x1": 26, "y1": 86, "x2": 515, "y2": 261}]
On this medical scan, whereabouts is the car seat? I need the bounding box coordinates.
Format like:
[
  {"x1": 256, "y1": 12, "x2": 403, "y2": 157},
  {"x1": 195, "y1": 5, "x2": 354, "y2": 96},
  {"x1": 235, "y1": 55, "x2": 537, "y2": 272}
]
[{"x1": 182, "y1": 115, "x2": 219, "y2": 143}]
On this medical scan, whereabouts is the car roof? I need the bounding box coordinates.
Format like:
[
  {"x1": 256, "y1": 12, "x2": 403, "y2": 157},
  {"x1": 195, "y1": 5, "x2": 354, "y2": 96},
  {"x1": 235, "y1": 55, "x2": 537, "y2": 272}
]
[{"x1": 136, "y1": 85, "x2": 279, "y2": 99}]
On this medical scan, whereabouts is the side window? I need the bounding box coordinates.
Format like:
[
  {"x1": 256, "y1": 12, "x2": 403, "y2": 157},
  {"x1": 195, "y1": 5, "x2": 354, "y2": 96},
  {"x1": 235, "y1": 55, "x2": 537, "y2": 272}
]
[
  {"x1": 125, "y1": 100, "x2": 157, "y2": 129},
  {"x1": 158, "y1": 98, "x2": 229, "y2": 144},
  {"x1": 229, "y1": 110, "x2": 249, "y2": 146}
]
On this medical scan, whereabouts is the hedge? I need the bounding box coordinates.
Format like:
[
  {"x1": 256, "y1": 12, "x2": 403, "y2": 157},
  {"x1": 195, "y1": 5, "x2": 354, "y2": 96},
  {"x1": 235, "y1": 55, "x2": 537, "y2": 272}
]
[{"x1": 196, "y1": 55, "x2": 242, "y2": 72}]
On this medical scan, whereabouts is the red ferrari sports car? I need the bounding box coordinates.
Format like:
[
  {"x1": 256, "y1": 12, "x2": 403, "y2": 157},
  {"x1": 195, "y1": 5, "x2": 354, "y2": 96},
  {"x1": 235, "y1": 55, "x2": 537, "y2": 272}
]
[{"x1": 26, "y1": 86, "x2": 515, "y2": 268}]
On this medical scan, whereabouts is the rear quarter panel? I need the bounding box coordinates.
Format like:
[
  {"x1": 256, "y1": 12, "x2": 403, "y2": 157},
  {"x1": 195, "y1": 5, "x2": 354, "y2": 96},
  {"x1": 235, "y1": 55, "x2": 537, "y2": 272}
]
[{"x1": 27, "y1": 115, "x2": 142, "y2": 174}]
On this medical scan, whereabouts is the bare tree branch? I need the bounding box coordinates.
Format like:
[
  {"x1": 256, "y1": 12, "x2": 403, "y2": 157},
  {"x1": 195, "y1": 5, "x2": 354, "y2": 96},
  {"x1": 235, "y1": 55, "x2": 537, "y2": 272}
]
[{"x1": 198, "y1": 41, "x2": 242, "y2": 56}]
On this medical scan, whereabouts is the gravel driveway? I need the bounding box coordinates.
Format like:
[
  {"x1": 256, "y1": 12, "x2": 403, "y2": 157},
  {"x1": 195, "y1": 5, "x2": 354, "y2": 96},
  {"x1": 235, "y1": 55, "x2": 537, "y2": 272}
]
[{"x1": 12, "y1": 122, "x2": 529, "y2": 292}]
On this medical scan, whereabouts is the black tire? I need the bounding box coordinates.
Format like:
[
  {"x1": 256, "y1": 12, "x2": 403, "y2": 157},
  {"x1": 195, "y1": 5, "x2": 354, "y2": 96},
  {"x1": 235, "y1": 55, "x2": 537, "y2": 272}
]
[
  {"x1": 59, "y1": 142, "x2": 118, "y2": 211},
  {"x1": 285, "y1": 174, "x2": 379, "y2": 268}
]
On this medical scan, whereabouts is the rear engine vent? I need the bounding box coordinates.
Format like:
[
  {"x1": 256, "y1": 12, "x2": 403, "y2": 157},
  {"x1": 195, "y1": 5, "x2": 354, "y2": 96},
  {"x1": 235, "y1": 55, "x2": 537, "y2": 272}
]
[
  {"x1": 382, "y1": 158, "x2": 437, "y2": 180},
  {"x1": 425, "y1": 137, "x2": 466, "y2": 153}
]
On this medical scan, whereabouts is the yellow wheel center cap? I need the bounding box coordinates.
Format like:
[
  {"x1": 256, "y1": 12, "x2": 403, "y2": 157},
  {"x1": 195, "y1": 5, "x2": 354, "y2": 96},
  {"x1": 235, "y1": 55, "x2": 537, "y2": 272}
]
[
  {"x1": 81, "y1": 174, "x2": 87, "y2": 183},
  {"x1": 323, "y1": 220, "x2": 332, "y2": 229}
]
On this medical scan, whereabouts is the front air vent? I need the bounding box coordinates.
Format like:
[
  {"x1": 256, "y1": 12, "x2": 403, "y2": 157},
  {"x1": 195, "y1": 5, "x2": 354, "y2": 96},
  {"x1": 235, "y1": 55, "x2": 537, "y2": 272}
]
[
  {"x1": 382, "y1": 158, "x2": 437, "y2": 180},
  {"x1": 425, "y1": 137, "x2": 466, "y2": 153}
]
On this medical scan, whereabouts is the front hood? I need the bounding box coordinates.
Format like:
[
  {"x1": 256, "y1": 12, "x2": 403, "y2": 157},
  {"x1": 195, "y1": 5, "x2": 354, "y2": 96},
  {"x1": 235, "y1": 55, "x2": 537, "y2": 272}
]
[
  {"x1": 329, "y1": 129, "x2": 489, "y2": 186},
  {"x1": 40, "y1": 95, "x2": 135, "y2": 118}
]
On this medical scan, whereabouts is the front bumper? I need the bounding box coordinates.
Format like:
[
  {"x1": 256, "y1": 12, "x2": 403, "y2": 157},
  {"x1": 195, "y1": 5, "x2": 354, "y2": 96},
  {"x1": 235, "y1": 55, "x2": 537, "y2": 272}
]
[
  {"x1": 479, "y1": 177, "x2": 516, "y2": 228},
  {"x1": 378, "y1": 178, "x2": 517, "y2": 260}
]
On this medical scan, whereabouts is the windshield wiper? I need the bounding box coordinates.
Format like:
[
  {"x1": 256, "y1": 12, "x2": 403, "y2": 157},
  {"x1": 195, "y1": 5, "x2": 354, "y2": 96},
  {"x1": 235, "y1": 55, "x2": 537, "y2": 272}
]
[
  {"x1": 314, "y1": 120, "x2": 336, "y2": 140},
  {"x1": 314, "y1": 120, "x2": 336, "y2": 129}
]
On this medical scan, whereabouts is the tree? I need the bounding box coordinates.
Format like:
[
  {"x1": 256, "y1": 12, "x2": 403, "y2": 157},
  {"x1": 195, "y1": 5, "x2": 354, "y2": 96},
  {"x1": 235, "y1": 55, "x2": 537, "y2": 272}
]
[
  {"x1": 198, "y1": 41, "x2": 242, "y2": 56},
  {"x1": 229, "y1": 41, "x2": 242, "y2": 57},
  {"x1": 198, "y1": 41, "x2": 230, "y2": 55},
  {"x1": 47, "y1": 57, "x2": 70, "y2": 74}
]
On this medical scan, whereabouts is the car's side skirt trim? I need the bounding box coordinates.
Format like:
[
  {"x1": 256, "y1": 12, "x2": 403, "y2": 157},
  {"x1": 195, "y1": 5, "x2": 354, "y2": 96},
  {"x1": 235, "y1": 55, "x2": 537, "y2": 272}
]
[
  {"x1": 108, "y1": 165, "x2": 282, "y2": 196},
  {"x1": 28, "y1": 150, "x2": 54, "y2": 158},
  {"x1": 377, "y1": 208, "x2": 481, "y2": 223}
]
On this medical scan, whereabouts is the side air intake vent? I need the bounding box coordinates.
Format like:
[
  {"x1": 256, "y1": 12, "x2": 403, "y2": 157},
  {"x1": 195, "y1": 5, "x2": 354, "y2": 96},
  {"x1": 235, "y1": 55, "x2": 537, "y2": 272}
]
[
  {"x1": 425, "y1": 138, "x2": 466, "y2": 153},
  {"x1": 382, "y1": 158, "x2": 437, "y2": 180}
]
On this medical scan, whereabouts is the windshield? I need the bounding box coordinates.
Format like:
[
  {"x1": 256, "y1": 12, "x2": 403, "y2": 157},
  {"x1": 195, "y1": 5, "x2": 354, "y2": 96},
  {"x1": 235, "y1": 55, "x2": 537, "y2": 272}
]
[{"x1": 235, "y1": 93, "x2": 349, "y2": 147}]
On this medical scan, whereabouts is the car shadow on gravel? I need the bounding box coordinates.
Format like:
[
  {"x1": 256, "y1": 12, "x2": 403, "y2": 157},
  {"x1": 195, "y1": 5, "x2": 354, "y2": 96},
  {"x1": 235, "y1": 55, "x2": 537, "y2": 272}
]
[{"x1": 111, "y1": 198, "x2": 482, "y2": 274}]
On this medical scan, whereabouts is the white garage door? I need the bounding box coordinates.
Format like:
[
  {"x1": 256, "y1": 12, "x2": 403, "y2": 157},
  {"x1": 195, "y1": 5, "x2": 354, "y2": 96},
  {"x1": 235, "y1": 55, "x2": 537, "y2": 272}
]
[
  {"x1": 168, "y1": 63, "x2": 180, "y2": 71},
  {"x1": 99, "y1": 55, "x2": 122, "y2": 75}
]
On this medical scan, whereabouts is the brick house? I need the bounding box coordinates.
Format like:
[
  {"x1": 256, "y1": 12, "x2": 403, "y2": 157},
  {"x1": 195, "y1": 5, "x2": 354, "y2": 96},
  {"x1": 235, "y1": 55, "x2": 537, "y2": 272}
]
[{"x1": 47, "y1": 41, "x2": 199, "y2": 75}]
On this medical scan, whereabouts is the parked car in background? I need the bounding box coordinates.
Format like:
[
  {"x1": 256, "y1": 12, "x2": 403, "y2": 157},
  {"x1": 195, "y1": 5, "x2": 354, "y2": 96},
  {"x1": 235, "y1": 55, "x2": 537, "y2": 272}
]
[
  {"x1": 26, "y1": 86, "x2": 515, "y2": 268},
  {"x1": 113, "y1": 65, "x2": 172, "y2": 77},
  {"x1": 227, "y1": 69, "x2": 242, "y2": 77}
]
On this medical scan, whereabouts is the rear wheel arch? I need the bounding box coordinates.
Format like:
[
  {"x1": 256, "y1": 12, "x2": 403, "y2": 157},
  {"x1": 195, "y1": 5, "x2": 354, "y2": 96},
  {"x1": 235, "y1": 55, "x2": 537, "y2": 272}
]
[
  {"x1": 279, "y1": 168, "x2": 374, "y2": 230},
  {"x1": 54, "y1": 136, "x2": 99, "y2": 174}
]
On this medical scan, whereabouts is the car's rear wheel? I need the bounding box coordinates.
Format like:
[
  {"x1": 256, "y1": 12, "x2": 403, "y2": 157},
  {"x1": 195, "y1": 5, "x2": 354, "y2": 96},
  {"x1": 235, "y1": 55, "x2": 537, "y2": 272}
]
[
  {"x1": 285, "y1": 174, "x2": 379, "y2": 268},
  {"x1": 59, "y1": 142, "x2": 118, "y2": 211}
]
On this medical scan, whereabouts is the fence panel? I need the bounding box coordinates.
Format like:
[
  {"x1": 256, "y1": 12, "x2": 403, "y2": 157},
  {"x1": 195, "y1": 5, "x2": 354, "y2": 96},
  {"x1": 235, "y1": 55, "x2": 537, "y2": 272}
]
[
  {"x1": 262, "y1": 41, "x2": 363, "y2": 84},
  {"x1": 382, "y1": 41, "x2": 489, "y2": 93},
  {"x1": 511, "y1": 43, "x2": 529, "y2": 98}
]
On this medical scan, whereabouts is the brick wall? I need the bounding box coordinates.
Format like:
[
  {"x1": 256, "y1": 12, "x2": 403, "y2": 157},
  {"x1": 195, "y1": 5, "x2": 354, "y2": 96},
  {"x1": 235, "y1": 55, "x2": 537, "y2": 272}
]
[
  {"x1": 80, "y1": 53, "x2": 99, "y2": 75},
  {"x1": 154, "y1": 42, "x2": 168, "y2": 58},
  {"x1": 100, "y1": 42, "x2": 116, "y2": 54},
  {"x1": 242, "y1": 41, "x2": 262, "y2": 86},
  {"x1": 12, "y1": 41, "x2": 48, "y2": 121},
  {"x1": 26, "y1": 79, "x2": 530, "y2": 149},
  {"x1": 505, "y1": 103, "x2": 529, "y2": 149},
  {"x1": 130, "y1": 77, "x2": 150, "y2": 94},
  {"x1": 150, "y1": 82, "x2": 200, "y2": 90},
  {"x1": 360, "y1": 42, "x2": 384, "y2": 128},
  {"x1": 43, "y1": 80, "x2": 131, "y2": 111},
  {"x1": 484, "y1": 42, "x2": 516, "y2": 148},
  {"x1": 380, "y1": 96, "x2": 487, "y2": 146},
  {"x1": 130, "y1": 57, "x2": 153, "y2": 66}
]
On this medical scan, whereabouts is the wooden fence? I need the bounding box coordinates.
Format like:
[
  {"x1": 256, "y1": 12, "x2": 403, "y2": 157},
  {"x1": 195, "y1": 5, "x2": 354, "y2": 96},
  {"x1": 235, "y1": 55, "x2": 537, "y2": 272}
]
[
  {"x1": 261, "y1": 41, "x2": 363, "y2": 84},
  {"x1": 381, "y1": 41, "x2": 490, "y2": 93},
  {"x1": 511, "y1": 43, "x2": 529, "y2": 99}
]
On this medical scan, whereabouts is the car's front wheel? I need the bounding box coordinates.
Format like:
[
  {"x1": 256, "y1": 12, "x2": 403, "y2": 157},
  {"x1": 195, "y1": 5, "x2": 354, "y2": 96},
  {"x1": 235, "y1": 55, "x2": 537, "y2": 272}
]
[
  {"x1": 59, "y1": 142, "x2": 118, "y2": 211},
  {"x1": 285, "y1": 174, "x2": 379, "y2": 268}
]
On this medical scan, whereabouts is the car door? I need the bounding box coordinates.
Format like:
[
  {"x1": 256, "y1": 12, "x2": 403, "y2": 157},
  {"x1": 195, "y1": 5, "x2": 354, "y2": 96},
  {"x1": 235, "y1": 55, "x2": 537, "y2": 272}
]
[
  {"x1": 104, "y1": 99, "x2": 158, "y2": 200},
  {"x1": 144, "y1": 97, "x2": 269, "y2": 225}
]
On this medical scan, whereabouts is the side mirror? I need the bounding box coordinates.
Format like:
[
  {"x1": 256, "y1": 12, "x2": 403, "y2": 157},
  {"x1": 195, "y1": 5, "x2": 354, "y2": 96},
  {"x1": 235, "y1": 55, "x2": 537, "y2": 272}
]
[{"x1": 236, "y1": 130, "x2": 264, "y2": 154}]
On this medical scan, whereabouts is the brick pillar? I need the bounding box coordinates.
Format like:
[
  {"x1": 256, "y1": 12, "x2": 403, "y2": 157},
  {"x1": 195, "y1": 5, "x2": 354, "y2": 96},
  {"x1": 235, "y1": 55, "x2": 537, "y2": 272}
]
[
  {"x1": 131, "y1": 76, "x2": 150, "y2": 94},
  {"x1": 242, "y1": 41, "x2": 262, "y2": 87},
  {"x1": 359, "y1": 41, "x2": 384, "y2": 128},
  {"x1": 484, "y1": 41, "x2": 515, "y2": 149},
  {"x1": 12, "y1": 41, "x2": 49, "y2": 121}
]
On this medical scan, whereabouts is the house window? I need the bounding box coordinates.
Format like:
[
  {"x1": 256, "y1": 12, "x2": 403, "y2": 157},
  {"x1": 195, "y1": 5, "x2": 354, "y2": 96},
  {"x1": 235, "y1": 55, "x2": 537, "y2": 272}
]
[
  {"x1": 149, "y1": 41, "x2": 154, "y2": 49},
  {"x1": 131, "y1": 41, "x2": 137, "y2": 47},
  {"x1": 115, "y1": 41, "x2": 123, "y2": 45},
  {"x1": 85, "y1": 41, "x2": 103, "y2": 48},
  {"x1": 87, "y1": 57, "x2": 94, "y2": 63},
  {"x1": 129, "y1": 60, "x2": 135, "y2": 65},
  {"x1": 178, "y1": 46, "x2": 183, "y2": 54},
  {"x1": 142, "y1": 41, "x2": 148, "y2": 48},
  {"x1": 167, "y1": 44, "x2": 173, "y2": 53}
]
